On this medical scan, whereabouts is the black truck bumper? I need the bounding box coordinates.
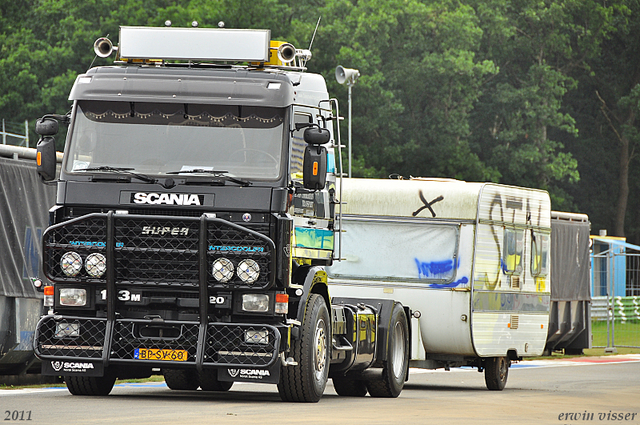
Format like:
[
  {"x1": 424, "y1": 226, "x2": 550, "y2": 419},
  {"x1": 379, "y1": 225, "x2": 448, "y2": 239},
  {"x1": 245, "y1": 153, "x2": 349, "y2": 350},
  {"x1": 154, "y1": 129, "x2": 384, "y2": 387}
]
[{"x1": 35, "y1": 314, "x2": 284, "y2": 382}]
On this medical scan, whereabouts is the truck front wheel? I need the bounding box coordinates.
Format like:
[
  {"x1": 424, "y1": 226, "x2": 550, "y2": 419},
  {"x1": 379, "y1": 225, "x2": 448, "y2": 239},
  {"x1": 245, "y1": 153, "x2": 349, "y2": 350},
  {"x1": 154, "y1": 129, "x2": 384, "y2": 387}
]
[
  {"x1": 484, "y1": 356, "x2": 509, "y2": 390},
  {"x1": 332, "y1": 377, "x2": 368, "y2": 397},
  {"x1": 366, "y1": 304, "x2": 409, "y2": 398},
  {"x1": 198, "y1": 369, "x2": 233, "y2": 391},
  {"x1": 278, "y1": 294, "x2": 330, "y2": 402},
  {"x1": 163, "y1": 368, "x2": 199, "y2": 390},
  {"x1": 65, "y1": 372, "x2": 116, "y2": 396}
]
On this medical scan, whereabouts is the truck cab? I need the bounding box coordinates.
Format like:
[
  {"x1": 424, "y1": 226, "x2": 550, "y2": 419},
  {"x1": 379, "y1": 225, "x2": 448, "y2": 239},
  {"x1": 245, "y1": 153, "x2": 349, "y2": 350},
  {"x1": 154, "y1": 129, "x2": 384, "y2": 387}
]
[{"x1": 33, "y1": 26, "x2": 409, "y2": 402}]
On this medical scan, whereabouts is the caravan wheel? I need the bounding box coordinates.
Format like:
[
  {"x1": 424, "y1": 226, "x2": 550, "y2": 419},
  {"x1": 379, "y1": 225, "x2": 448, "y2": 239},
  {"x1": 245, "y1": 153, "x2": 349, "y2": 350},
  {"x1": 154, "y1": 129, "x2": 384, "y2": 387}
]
[{"x1": 484, "y1": 357, "x2": 509, "y2": 390}]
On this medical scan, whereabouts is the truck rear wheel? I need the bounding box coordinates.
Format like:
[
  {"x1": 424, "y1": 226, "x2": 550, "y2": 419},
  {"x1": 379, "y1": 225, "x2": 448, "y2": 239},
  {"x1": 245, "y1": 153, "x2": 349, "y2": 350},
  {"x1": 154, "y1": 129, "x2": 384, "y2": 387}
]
[
  {"x1": 278, "y1": 294, "x2": 330, "y2": 402},
  {"x1": 484, "y1": 356, "x2": 509, "y2": 390},
  {"x1": 198, "y1": 369, "x2": 233, "y2": 392},
  {"x1": 366, "y1": 304, "x2": 409, "y2": 398},
  {"x1": 65, "y1": 373, "x2": 116, "y2": 396},
  {"x1": 332, "y1": 377, "x2": 368, "y2": 397},
  {"x1": 163, "y1": 368, "x2": 199, "y2": 391}
]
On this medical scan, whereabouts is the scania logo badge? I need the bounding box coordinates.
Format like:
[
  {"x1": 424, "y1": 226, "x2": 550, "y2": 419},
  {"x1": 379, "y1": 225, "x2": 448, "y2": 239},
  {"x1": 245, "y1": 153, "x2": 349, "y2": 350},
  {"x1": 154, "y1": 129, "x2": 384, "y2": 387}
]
[
  {"x1": 228, "y1": 369, "x2": 239, "y2": 378},
  {"x1": 242, "y1": 213, "x2": 252, "y2": 222},
  {"x1": 51, "y1": 361, "x2": 63, "y2": 372},
  {"x1": 131, "y1": 192, "x2": 204, "y2": 206}
]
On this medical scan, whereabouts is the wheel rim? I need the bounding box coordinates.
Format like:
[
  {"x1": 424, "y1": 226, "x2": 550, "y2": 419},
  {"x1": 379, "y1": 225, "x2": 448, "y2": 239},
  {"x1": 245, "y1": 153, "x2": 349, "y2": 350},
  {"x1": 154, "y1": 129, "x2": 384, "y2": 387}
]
[
  {"x1": 314, "y1": 318, "x2": 327, "y2": 380},
  {"x1": 391, "y1": 321, "x2": 406, "y2": 378}
]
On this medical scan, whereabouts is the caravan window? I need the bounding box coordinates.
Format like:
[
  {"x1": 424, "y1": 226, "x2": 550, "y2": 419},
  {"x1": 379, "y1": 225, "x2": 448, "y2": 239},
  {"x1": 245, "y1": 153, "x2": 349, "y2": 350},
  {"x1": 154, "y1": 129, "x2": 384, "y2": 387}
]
[
  {"x1": 327, "y1": 219, "x2": 460, "y2": 284},
  {"x1": 502, "y1": 228, "x2": 523, "y2": 274},
  {"x1": 531, "y1": 232, "x2": 550, "y2": 276}
]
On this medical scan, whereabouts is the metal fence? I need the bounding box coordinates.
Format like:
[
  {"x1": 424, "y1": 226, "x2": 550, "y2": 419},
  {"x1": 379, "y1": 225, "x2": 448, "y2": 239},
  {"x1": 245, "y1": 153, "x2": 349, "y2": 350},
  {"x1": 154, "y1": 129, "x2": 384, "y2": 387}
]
[
  {"x1": 1, "y1": 119, "x2": 29, "y2": 147},
  {"x1": 591, "y1": 246, "x2": 640, "y2": 350}
]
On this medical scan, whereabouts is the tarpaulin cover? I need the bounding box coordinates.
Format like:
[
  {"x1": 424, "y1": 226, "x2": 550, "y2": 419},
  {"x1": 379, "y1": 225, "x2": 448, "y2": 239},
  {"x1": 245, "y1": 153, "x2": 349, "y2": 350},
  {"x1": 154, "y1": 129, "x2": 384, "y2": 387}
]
[
  {"x1": 0, "y1": 156, "x2": 56, "y2": 298},
  {"x1": 551, "y1": 218, "x2": 591, "y2": 301}
]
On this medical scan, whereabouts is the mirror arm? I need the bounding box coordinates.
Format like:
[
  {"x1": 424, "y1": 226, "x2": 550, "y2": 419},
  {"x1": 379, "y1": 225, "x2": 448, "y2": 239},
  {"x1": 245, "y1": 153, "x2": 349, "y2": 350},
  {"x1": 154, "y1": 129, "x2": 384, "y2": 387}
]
[
  {"x1": 295, "y1": 122, "x2": 318, "y2": 132},
  {"x1": 42, "y1": 112, "x2": 70, "y2": 125}
]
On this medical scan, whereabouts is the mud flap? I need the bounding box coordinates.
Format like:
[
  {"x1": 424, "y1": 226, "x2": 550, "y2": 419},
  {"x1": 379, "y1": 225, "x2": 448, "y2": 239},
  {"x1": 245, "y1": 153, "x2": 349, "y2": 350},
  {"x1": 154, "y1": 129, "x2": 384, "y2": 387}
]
[
  {"x1": 42, "y1": 359, "x2": 104, "y2": 377},
  {"x1": 219, "y1": 360, "x2": 280, "y2": 384}
]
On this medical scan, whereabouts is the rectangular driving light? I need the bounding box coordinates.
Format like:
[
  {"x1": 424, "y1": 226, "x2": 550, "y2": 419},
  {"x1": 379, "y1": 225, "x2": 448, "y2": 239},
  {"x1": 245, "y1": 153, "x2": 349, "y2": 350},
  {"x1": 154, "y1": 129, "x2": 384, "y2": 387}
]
[
  {"x1": 55, "y1": 322, "x2": 80, "y2": 338},
  {"x1": 245, "y1": 329, "x2": 269, "y2": 344}
]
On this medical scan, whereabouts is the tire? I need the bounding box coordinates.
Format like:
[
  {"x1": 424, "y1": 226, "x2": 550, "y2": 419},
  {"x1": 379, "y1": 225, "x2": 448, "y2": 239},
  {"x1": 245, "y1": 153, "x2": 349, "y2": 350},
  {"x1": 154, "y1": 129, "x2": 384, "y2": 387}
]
[
  {"x1": 278, "y1": 294, "x2": 330, "y2": 402},
  {"x1": 366, "y1": 304, "x2": 409, "y2": 398},
  {"x1": 163, "y1": 368, "x2": 199, "y2": 391},
  {"x1": 65, "y1": 373, "x2": 116, "y2": 396},
  {"x1": 332, "y1": 377, "x2": 368, "y2": 397},
  {"x1": 484, "y1": 357, "x2": 509, "y2": 390},
  {"x1": 198, "y1": 369, "x2": 233, "y2": 392}
]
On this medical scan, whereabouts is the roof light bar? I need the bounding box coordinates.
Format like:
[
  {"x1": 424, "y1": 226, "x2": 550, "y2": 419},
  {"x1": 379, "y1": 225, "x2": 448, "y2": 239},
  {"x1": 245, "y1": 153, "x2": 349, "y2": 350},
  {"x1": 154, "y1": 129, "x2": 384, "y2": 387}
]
[{"x1": 118, "y1": 26, "x2": 271, "y2": 62}]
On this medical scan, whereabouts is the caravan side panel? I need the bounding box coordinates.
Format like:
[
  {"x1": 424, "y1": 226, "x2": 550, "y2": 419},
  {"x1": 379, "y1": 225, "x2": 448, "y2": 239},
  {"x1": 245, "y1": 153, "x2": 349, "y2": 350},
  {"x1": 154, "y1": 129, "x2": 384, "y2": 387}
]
[{"x1": 327, "y1": 220, "x2": 476, "y2": 357}]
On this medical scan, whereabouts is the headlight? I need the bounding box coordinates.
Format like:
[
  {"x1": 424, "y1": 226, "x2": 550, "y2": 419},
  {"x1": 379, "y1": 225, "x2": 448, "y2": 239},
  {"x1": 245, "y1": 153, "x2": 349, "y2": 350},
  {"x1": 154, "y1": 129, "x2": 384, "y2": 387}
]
[
  {"x1": 59, "y1": 288, "x2": 87, "y2": 306},
  {"x1": 212, "y1": 258, "x2": 234, "y2": 282},
  {"x1": 60, "y1": 252, "x2": 83, "y2": 277},
  {"x1": 85, "y1": 253, "x2": 107, "y2": 278},
  {"x1": 242, "y1": 294, "x2": 269, "y2": 313},
  {"x1": 237, "y1": 259, "x2": 260, "y2": 284}
]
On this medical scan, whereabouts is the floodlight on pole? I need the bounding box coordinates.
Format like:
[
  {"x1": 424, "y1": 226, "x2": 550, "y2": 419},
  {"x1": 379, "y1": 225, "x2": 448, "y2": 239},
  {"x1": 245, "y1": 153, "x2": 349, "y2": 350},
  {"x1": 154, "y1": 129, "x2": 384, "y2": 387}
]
[{"x1": 335, "y1": 66, "x2": 360, "y2": 178}]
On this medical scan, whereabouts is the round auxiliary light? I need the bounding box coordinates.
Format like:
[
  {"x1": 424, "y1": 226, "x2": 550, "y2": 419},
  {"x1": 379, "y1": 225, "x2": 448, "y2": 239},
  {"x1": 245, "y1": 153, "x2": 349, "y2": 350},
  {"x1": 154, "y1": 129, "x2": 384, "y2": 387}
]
[
  {"x1": 237, "y1": 259, "x2": 260, "y2": 284},
  {"x1": 212, "y1": 258, "x2": 234, "y2": 283},
  {"x1": 60, "y1": 252, "x2": 83, "y2": 277},
  {"x1": 85, "y1": 253, "x2": 107, "y2": 278}
]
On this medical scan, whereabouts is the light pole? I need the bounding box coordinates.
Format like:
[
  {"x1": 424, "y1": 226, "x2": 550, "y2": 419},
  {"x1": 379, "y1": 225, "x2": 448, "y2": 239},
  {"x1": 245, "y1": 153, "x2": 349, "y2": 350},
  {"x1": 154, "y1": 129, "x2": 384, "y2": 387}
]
[{"x1": 335, "y1": 66, "x2": 360, "y2": 178}]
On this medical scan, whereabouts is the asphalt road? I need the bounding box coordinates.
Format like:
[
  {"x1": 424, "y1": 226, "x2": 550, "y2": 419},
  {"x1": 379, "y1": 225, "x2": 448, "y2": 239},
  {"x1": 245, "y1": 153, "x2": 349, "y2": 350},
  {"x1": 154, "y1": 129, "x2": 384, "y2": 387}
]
[{"x1": 2, "y1": 356, "x2": 639, "y2": 425}]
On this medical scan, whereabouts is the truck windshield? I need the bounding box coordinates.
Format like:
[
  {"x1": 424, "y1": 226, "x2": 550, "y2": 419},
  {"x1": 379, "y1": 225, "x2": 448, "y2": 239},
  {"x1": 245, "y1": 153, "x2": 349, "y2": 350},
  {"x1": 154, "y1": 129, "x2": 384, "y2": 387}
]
[{"x1": 64, "y1": 100, "x2": 286, "y2": 180}]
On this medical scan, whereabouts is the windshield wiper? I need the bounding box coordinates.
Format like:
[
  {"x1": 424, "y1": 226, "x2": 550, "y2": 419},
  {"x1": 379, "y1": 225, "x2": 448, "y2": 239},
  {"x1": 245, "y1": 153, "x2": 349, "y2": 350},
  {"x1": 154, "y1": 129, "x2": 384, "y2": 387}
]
[
  {"x1": 165, "y1": 169, "x2": 252, "y2": 187},
  {"x1": 78, "y1": 166, "x2": 158, "y2": 184}
]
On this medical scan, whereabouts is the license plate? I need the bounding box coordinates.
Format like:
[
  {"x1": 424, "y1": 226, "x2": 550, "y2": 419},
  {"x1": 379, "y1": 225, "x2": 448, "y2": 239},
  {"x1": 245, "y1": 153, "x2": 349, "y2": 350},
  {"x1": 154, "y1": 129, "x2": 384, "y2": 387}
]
[{"x1": 134, "y1": 348, "x2": 188, "y2": 362}]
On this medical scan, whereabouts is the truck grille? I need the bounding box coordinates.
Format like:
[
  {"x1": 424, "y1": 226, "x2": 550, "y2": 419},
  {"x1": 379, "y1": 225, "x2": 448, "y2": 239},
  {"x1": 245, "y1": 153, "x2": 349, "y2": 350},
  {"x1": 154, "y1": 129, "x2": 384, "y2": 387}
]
[
  {"x1": 111, "y1": 319, "x2": 200, "y2": 362},
  {"x1": 203, "y1": 324, "x2": 278, "y2": 366},
  {"x1": 35, "y1": 316, "x2": 106, "y2": 359},
  {"x1": 43, "y1": 213, "x2": 275, "y2": 289},
  {"x1": 35, "y1": 316, "x2": 280, "y2": 367}
]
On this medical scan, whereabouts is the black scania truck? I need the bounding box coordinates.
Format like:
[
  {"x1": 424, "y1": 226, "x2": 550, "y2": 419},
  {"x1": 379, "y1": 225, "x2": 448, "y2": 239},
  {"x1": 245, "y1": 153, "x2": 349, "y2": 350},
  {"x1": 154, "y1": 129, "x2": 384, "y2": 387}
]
[{"x1": 32, "y1": 25, "x2": 409, "y2": 402}]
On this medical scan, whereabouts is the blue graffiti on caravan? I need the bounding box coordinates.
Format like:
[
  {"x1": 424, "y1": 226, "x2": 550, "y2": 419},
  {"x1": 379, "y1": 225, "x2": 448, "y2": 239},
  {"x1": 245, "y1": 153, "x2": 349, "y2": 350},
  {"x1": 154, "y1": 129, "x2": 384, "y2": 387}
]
[
  {"x1": 414, "y1": 257, "x2": 468, "y2": 289},
  {"x1": 429, "y1": 276, "x2": 469, "y2": 289},
  {"x1": 414, "y1": 257, "x2": 459, "y2": 279}
]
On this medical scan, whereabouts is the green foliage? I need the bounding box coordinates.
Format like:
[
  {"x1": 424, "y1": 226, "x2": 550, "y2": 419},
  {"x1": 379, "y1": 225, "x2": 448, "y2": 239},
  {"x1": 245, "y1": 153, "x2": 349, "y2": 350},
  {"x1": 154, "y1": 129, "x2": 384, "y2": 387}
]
[{"x1": 1, "y1": 0, "x2": 639, "y2": 239}]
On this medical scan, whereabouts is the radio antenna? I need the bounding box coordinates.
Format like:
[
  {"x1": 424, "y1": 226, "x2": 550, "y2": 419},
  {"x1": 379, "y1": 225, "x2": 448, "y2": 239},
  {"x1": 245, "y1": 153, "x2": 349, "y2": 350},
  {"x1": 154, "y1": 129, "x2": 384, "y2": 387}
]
[{"x1": 308, "y1": 17, "x2": 321, "y2": 51}]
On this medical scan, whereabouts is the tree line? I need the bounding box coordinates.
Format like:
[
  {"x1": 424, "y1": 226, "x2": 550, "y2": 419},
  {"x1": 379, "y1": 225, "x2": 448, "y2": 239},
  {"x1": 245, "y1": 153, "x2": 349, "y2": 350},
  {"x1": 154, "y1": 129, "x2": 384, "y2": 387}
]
[{"x1": 1, "y1": 0, "x2": 639, "y2": 242}]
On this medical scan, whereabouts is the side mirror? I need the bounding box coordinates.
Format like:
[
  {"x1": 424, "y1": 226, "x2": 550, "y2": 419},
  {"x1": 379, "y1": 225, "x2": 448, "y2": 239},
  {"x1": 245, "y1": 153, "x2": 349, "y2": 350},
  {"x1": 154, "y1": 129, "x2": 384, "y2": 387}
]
[
  {"x1": 303, "y1": 126, "x2": 330, "y2": 145},
  {"x1": 35, "y1": 118, "x2": 59, "y2": 136},
  {"x1": 303, "y1": 145, "x2": 327, "y2": 190},
  {"x1": 36, "y1": 136, "x2": 57, "y2": 181}
]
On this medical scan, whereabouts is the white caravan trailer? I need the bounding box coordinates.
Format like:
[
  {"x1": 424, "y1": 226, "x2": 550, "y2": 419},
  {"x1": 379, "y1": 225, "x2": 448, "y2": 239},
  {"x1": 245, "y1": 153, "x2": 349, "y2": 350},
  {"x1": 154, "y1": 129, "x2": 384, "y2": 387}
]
[{"x1": 327, "y1": 178, "x2": 552, "y2": 390}]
